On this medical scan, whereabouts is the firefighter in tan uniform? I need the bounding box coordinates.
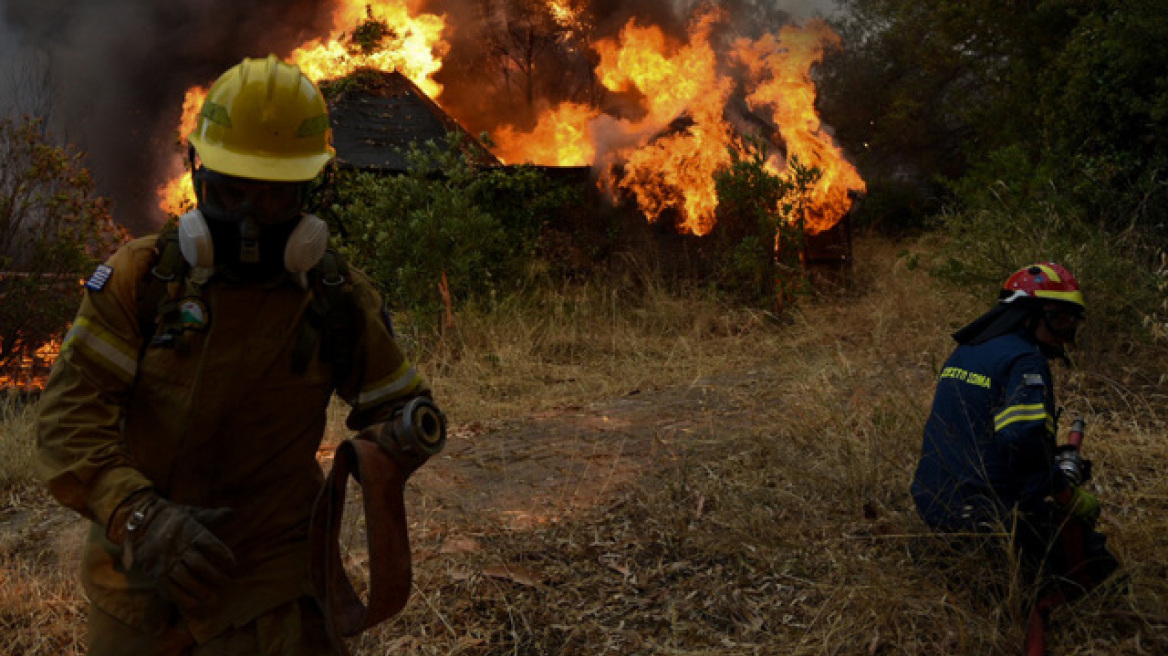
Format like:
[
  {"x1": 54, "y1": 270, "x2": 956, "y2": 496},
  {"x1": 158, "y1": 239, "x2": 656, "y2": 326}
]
[{"x1": 36, "y1": 56, "x2": 431, "y2": 655}]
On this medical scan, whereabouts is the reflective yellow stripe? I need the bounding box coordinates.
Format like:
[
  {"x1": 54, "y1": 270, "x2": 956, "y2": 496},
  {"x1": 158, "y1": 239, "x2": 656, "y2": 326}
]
[
  {"x1": 1035, "y1": 264, "x2": 1062, "y2": 282},
  {"x1": 62, "y1": 316, "x2": 138, "y2": 383},
  {"x1": 994, "y1": 403, "x2": 1049, "y2": 432},
  {"x1": 357, "y1": 360, "x2": 422, "y2": 406},
  {"x1": 1034, "y1": 289, "x2": 1084, "y2": 306}
]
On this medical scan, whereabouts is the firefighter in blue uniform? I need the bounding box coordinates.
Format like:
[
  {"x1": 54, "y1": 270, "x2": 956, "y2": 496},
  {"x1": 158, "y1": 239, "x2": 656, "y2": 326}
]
[{"x1": 911, "y1": 263, "x2": 1117, "y2": 590}]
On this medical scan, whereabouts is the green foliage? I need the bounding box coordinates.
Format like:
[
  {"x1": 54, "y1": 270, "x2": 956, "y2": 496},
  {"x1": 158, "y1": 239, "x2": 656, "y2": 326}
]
[
  {"x1": 822, "y1": 0, "x2": 1168, "y2": 343},
  {"x1": 823, "y1": 0, "x2": 1168, "y2": 239},
  {"x1": 348, "y1": 5, "x2": 395, "y2": 56},
  {"x1": 929, "y1": 182, "x2": 1163, "y2": 343},
  {"x1": 331, "y1": 135, "x2": 575, "y2": 328},
  {"x1": 713, "y1": 137, "x2": 821, "y2": 309},
  {"x1": 0, "y1": 117, "x2": 126, "y2": 372}
]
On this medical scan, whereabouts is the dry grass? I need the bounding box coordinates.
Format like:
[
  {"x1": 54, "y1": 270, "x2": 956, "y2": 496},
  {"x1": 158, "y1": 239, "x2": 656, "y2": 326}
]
[
  {"x1": 0, "y1": 392, "x2": 38, "y2": 491},
  {"x1": 2, "y1": 236, "x2": 1166, "y2": 655}
]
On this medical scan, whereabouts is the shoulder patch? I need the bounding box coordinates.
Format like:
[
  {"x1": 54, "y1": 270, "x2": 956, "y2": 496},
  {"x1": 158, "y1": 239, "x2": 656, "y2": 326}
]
[
  {"x1": 178, "y1": 297, "x2": 210, "y2": 332},
  {"x1": 1023, "y1": 373, "x2": 1045, "y2": 387},
  {"x1": 85, "y1": 264, "x2": 114, "y2": 291}
]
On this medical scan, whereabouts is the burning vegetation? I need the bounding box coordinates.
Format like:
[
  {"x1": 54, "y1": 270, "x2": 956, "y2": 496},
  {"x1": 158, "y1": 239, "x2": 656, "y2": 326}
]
[{"x1": 158, "y1": 0, "x2": 865, "y2": 241}]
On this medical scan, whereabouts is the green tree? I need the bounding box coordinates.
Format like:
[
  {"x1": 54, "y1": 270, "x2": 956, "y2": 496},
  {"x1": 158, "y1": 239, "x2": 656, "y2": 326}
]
[
  {"x1": 0, "y1": 117, "x2": 127, "y2": 373},
  {"x1": 714, "y1": 137, "x2": 820, "y2": 310}
]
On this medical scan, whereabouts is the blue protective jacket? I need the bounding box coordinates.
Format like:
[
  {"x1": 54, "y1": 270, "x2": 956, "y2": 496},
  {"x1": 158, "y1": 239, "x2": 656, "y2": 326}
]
[{"x1": 911, "y1": 331, "x2": 1069, "y2": 530}]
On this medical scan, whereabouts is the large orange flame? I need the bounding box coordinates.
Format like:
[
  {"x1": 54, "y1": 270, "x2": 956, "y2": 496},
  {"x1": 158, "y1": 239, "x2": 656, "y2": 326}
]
[
  {"x1": 498, "y1": 13, "x2": 865, "y2": 237},
  {"x1": 734, "y1": 20, "x2": 866, "y2": 234}
]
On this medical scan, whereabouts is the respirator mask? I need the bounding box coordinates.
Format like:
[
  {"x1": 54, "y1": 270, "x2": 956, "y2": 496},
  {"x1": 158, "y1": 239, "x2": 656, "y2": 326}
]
[{"x1": 178, "y1": 168, "x2": 329, "y2": 279}]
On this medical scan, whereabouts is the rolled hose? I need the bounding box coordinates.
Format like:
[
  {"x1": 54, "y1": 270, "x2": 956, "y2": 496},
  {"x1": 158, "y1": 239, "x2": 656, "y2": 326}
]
[{"x1": 378, "y1": 397, "x2": 447, "y2": 468}]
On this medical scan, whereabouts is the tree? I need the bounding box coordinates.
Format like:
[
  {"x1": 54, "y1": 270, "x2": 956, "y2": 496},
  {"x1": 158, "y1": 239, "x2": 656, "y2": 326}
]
[
  {"x1": 713, "y1": 137, "x2": 820, "y2": 310},
  {"x1": 818, "y1": 0, "x2": 1101, "y2": 230},
  {"x1": 0, "y1": 116, "x2": 127, "y2": 373}
]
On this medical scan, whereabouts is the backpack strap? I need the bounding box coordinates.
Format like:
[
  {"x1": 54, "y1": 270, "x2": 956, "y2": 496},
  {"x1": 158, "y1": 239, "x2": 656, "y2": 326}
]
[
  {"x1": 292, "y1": 250, "x2": 357, "y2": 384},
  {"x1": 136, "y1": 230, "x2": 192, "y2": 353}
]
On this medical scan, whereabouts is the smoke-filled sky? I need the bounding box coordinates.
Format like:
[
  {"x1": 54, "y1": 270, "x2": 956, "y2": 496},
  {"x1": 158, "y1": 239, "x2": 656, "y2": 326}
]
[{"x1": 0, "y1": 0, "x2": 841, "y2": 234}]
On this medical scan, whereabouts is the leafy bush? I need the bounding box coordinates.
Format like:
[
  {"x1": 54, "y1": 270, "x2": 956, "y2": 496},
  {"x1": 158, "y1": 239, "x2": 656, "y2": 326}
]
[
  {"x1": 330, "y1": 135, "x2": 576, "y2": 327},
  {"x1": 0, "y1": 117, "x2": 126, "y2": 372},
  {"x1": 929, "y1": 179, "x2": 1164, "y2": 344}
]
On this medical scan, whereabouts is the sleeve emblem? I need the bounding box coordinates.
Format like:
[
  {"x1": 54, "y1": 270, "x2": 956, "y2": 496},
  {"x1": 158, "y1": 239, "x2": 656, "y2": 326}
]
[{"x1": 85, "y1": 264, "x2": 114, "y2": 292}]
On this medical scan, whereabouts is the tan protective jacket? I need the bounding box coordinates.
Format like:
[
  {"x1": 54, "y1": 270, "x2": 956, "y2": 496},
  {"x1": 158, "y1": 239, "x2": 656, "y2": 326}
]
[{"x1": 36, "y1": 235, "x2": 428, "y2": 642}]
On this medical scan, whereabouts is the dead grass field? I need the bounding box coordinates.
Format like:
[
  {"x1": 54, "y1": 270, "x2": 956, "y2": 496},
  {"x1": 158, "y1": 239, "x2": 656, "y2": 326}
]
[{"x1": 2, "y1": 236, "x2": 1166, "y2": 655}]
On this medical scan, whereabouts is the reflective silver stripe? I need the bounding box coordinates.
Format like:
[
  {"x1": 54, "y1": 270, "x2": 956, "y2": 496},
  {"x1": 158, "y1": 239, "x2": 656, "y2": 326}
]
[
  {"x1": 994, "y1": 403, "x2": 1048, "y2": 432},
  {"x1": 357, "y1": 362, "x2": 421, "y2": 406},
  {"x1": 64, "y1": 316, "x2": 138, "y2": 382}
]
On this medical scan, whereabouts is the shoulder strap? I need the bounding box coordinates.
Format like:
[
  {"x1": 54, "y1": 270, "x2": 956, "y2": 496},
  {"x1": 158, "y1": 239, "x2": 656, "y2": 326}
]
[
  {"x1": 136, "y1": 230, "x2": 191, "y2": 351},
  {"x1": 293, "y1": 250, "x2": 358, "y2": 383}
]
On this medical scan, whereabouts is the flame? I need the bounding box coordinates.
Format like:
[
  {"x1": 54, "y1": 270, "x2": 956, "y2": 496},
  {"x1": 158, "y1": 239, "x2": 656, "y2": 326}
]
[
  {"x1": 495, "y1": 102, "x2": 599, "y2": 167},
  {"x1": 158, "y1": 0, "x2": 449, "y2": 213},
  {"x1": 734, "y1": 20, "x2": 866, "y2": 234},
  {"x1": 155, "y1": 2, "x2": 863, "y2": 243},
  {"x1": 0, "y1": 337, "x2": 61, "y2": 392},
  {"x1": 497, "y1": 13, "x2": 864, "y2": 237},
  {"x1": 290, "y1": 0, "x2": 448, "y2": 98},
  {"x1": 596, "y1": 12, "x2": 733, "y2": 236},
  {"x1": 545, "y1": 0, "x2": 584, "y2": 31},
  {"x1": 158, "y1": 86, "x2": 206, "y2": 216}
]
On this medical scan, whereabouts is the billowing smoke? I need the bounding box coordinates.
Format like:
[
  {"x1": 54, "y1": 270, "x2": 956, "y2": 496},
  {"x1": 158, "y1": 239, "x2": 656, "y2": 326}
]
[{"x1": 1, "y1": 0, "x2": 334, "y2": 234}]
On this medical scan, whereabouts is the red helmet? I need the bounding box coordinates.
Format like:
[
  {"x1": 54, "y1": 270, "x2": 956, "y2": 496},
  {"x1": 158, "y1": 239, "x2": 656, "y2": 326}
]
[{"x1": 1000, "y1": 262, "x2": 1085, "y2": 312}]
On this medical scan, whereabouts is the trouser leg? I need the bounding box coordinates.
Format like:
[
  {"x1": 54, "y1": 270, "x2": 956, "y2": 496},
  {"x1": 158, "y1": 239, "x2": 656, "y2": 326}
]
[
  {"x1": 193, "y1": 597, "x2": 337, "y2": 656},
  {"x1": 86, "y1": 603, "x2": 194, "y2": 656}
]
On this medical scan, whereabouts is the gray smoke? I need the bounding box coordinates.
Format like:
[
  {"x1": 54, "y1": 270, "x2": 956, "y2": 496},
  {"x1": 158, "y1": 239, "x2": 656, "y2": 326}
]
[{"x1": 1, "y1": 0, "x2": 333, "y2": 234}]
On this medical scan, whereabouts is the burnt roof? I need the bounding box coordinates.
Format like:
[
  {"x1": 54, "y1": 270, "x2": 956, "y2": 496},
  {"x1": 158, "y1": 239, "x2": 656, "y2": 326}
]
[{"x1": 324, "y1": 69, "x2": 500, "y2": 172}]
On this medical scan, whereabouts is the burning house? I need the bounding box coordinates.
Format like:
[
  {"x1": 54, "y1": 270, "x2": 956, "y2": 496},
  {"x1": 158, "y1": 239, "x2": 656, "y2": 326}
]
[{"x1": 324, "y1": 70, "x2": 499, "y2": 172}]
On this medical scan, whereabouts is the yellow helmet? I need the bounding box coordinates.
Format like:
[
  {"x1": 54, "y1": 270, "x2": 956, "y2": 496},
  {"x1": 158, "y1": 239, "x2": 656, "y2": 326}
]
[{"x1": 187, "y1": 55, "x2": 334, "y2": 182}]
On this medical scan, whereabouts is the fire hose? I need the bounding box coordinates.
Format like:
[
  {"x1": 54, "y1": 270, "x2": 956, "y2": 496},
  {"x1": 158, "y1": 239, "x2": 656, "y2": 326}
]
[
  {"x1": 1024, "y1": 418, "x2": 1089, "y2": 656},
  {"x1": 309, "y1": 397, "x2": 446, "y2": 656}
]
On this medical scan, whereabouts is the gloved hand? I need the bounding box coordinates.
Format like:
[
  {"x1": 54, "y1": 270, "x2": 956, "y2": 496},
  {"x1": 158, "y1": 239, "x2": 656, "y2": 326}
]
[
  {"x1": 1056, "y1": 485, "x2": 1101, "y2": 525},
  {"x1": 109, "y1": 491, "x2": 237, "y2": 612}
]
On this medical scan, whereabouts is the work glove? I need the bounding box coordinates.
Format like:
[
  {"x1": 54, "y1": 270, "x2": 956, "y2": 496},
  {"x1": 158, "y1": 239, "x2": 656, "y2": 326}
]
[
  {"x1": 109, "y1": 491, "x2": 237, "y2": 613},
  {"x1": 1056, "y1": 485, "x2": 1101, "y2": 525}
]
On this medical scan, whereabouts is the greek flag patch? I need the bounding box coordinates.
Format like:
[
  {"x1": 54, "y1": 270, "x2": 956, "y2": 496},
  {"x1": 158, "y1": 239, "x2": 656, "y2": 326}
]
[
  {"x1": 85, "y1": 264, "x2": 113, "y2": 291},
  {"x1": 1023, "y1": 373, "x2": 1045, "y2": 387}
]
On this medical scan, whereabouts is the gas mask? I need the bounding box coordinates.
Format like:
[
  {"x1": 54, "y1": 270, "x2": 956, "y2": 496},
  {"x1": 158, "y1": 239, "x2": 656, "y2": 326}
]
[{"x1": 179, "y1": 169, "x2": 329, "y2": 279}]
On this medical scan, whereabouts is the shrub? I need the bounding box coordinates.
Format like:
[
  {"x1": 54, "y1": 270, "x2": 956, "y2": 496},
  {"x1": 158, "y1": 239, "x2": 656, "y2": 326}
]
[
  {"x1": 329, "y1": 135, "x2": 576, "y2": 328},
  {"x1": 0, "y1": 117, "x2": 126, "y2": 372},
  {"x1": 928, "y1": 178, "x2": 1164, "y2": 345}
]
